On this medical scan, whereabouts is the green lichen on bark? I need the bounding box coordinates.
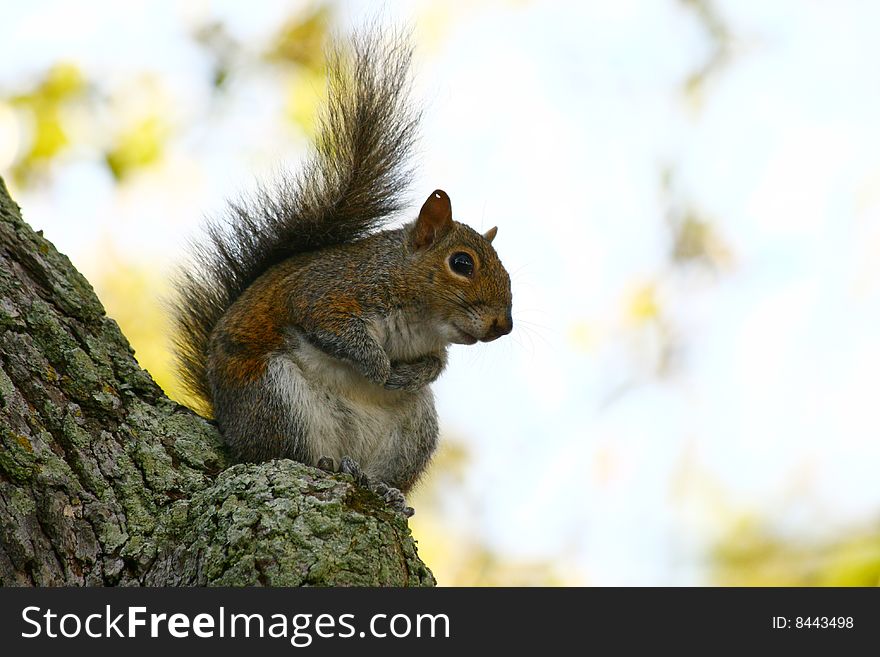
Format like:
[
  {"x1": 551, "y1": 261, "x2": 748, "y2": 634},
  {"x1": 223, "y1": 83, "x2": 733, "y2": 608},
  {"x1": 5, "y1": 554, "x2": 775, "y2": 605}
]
[
  {"x1": 0, "y1": 177, "x2": 434, "y2": 587},
  {"x1": 146, "y1": 460, "x2": 433, "y2": 586}
]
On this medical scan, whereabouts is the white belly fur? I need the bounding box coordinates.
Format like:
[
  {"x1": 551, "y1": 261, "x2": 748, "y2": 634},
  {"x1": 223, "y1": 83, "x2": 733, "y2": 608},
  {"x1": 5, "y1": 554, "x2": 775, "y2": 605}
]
[{"x1": 267, "y1": 339, "x2": 421, "y2": 474}]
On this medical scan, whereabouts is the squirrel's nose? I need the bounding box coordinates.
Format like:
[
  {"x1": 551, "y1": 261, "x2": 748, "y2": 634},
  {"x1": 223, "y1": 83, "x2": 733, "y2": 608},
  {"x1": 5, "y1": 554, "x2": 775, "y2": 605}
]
[{"x1": 482, "y1": 311, "x2": 513, "y2": 342}]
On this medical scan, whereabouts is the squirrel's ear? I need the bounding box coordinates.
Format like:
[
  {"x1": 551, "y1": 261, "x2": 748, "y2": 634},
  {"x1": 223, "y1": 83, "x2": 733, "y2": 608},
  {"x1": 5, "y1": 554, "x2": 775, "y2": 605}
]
[
  {"x1": 412, "y1": 189, "x2": 453, "y2": 249},
  {"x1": 483, "y1": 226, "x2": 498, "y2": 243}
]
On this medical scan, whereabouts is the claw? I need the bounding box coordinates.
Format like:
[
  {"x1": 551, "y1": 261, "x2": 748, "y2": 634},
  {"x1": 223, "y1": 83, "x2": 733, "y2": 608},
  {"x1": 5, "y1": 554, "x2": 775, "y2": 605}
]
[
  {"x1": 338, "y1": 455, "x2": 360, "y2": 476},
  {"x1": 339, "y1": 455, "x2": 369, "y2": 487},
  {"x1": 372, "y1": 481, "x2": 414, "y2": 517},
  {"x1": 336, "y1": 458, "x2": 415, "y2": 517}
]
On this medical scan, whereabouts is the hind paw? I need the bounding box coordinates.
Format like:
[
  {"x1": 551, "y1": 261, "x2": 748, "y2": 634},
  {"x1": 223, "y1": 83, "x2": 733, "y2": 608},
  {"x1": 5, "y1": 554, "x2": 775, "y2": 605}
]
[
  {"x1": 373, "y1": 481, "x2": 415, "y2": 517},
  {"x1": 338, "y1": 455, "x2": 369, "y2": 487}
]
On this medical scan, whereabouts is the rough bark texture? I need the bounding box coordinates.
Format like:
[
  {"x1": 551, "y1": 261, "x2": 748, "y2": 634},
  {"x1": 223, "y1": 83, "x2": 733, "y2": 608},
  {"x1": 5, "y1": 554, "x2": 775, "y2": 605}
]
[{"x1": 0, "y1": 177, "x2": 435, "y2": 587}]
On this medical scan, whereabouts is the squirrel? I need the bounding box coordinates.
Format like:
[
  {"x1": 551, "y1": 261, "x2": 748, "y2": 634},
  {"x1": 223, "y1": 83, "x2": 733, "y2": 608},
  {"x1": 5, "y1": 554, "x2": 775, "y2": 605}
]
[{"x1": 170, "y1": 28, "x2": 512, "y2": 516}]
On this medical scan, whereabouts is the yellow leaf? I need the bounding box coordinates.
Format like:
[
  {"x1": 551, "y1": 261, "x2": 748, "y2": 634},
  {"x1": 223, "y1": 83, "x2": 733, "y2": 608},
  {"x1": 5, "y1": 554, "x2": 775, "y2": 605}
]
[
  {"x1": 627, "y1": 282, "x2": 660, "y2": 323},
  {"x1": 105, "y1": 115, "x2": 167, "y2": 180}
]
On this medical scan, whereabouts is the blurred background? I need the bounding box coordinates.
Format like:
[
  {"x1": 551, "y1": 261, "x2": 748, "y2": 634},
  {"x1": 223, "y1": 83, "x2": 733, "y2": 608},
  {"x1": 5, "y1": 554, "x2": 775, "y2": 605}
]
[{"x1": 2, "y1": 0, "x2": 880, "y2": 585}]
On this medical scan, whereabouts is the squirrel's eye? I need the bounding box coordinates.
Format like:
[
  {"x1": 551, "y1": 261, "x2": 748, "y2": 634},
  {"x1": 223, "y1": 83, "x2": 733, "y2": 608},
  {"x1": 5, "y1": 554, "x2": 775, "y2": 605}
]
[{"x1": 449, "y1": 252, "x2": 474, "y2": 277}]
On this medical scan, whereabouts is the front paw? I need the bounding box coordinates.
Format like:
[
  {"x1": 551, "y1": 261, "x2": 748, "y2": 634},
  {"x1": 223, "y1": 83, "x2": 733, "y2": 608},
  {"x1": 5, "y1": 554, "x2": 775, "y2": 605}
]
[
  {"x1": 383, "y1": 367, "x2": 423, "y2": 392},
  {"x1": 384, "y1": 353, "x2": 445, "y2": 391},
  {"x1": 358, "y1": 352, "x2": 391, "y2": 387}
]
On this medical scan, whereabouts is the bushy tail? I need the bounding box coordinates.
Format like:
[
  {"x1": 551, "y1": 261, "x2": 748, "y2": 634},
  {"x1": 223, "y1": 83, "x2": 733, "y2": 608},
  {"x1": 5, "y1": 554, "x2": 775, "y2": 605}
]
[{"x1": 170, "y1": 27, "x2": 420, "y2": 412}]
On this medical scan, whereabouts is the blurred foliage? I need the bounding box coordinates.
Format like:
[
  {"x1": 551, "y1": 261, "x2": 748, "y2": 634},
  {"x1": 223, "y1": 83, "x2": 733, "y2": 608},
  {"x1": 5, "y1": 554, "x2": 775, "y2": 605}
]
[
  {"x1": 627, "y1": 283, "x2": 661, "y2": 324},
  {"x1": 3, "y1": 63, "x2": 170, "y2": 185},
  {"x1": 281, "y1": 67, "x2": 327, "y2": 136},
  {"x1": 680, "y1": 0, "x2": 733, "y2": 105},
  {"x1": 7, "y1": 62, "x2": 87, "y2": 185},
  {"x1": 105, "y1": 114, "x2": 168, "y2": 181},
  {"x1": 669, "y1": 210, "x2": 733, "y2": 268},
  {"x1": 264, "y1": 5, "x2": 331, "y2": 72},
  {"x1": 190, "y1": 4, "x2": 332, "y2": 133},
  {"x1": 408, "y1": 441, "x2": 572, "y2": 586},
  {"x1": 712, "y1": 518, "x2": 880, "y2": 586},
  {"x1": 415, "y1": 538, "x2": 571, "y2": 586},
  {"x1": 90, "y1": 254, "x2": 189, "y2": 406},
  {"x1": 3, "y1": 5, "x2": 335, "y2": 188},
  {"x1": 192, "y1": 21, "x2": 241, "y2": 91},
  {"x1": 567, "y1": 321, "x2": 596, "y2": 353},
  {"x1": 662, "y1": 167, "x2": 734, "y2": 271},
  {"x1": 265, "y1": 6, "x2": 331, "y2": 135}
]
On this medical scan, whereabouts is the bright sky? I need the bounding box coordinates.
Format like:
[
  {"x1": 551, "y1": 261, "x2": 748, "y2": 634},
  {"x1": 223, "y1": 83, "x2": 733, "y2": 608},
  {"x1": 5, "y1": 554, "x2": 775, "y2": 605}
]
[{"x1": 2, "y1": 0, "x2": 880, "y2": 584}]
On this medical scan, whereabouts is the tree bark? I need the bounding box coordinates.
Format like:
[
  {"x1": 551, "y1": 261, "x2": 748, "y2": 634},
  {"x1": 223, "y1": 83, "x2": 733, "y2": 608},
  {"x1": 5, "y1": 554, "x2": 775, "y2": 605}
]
[{"x1": 0, "y1": 177, "x2": 434, "y2": 586}]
